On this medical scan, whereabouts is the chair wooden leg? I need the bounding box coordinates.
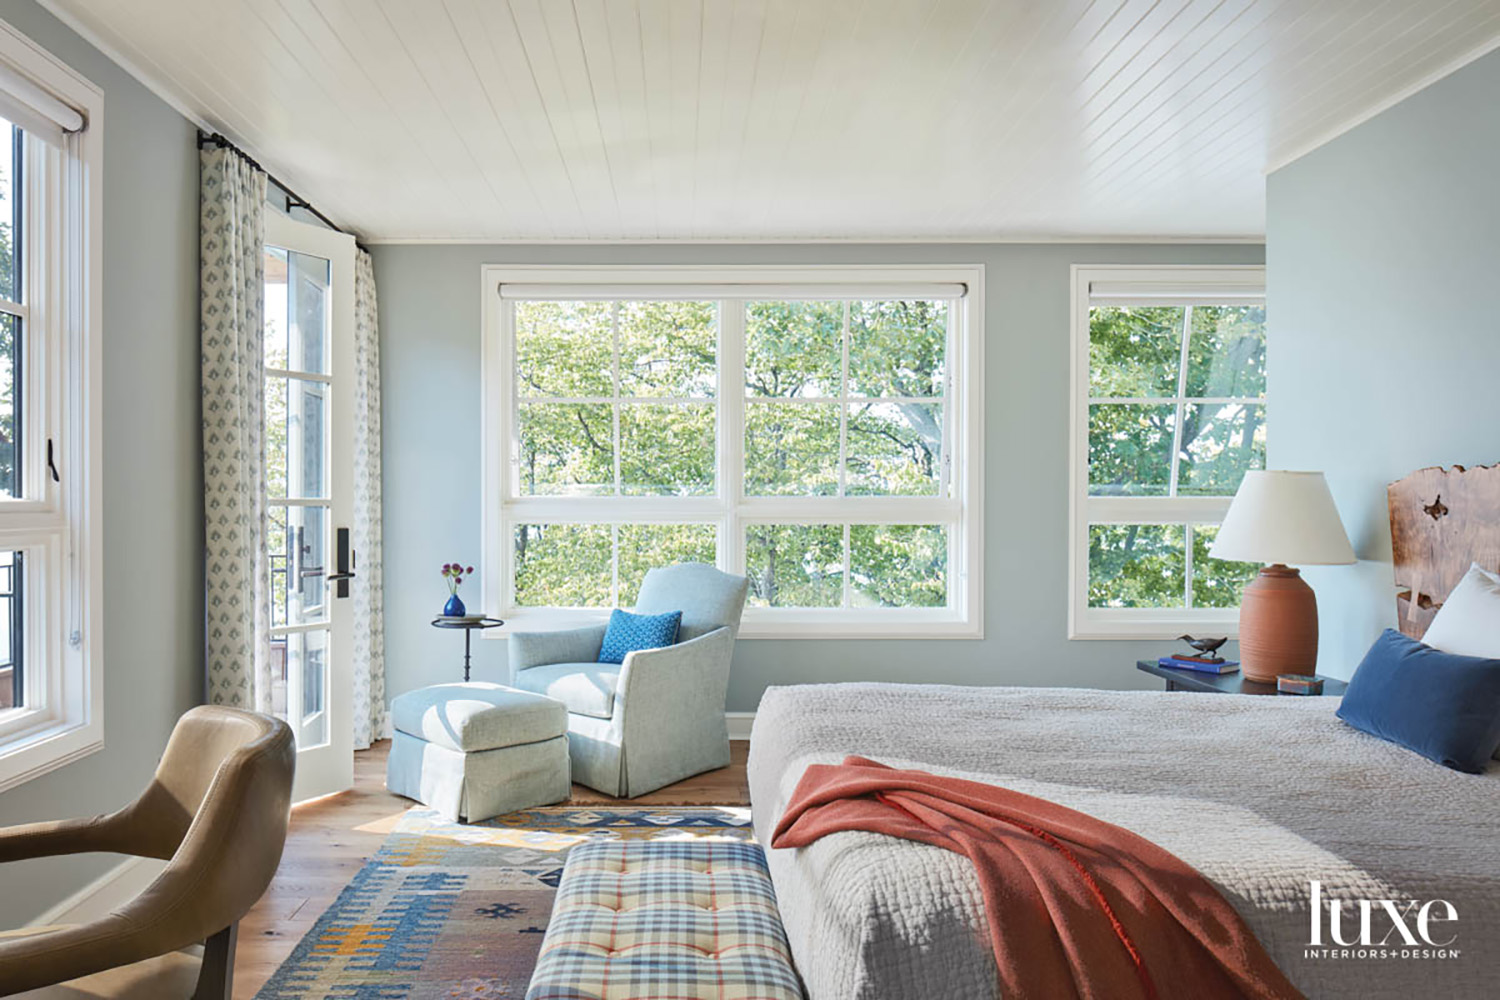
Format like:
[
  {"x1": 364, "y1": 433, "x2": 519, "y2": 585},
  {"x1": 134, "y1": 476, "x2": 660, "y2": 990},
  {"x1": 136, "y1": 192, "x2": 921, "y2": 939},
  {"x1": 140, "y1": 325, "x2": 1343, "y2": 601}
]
[{"x1": 193, "y1": 923, "x2": 238, "y2": 1000}]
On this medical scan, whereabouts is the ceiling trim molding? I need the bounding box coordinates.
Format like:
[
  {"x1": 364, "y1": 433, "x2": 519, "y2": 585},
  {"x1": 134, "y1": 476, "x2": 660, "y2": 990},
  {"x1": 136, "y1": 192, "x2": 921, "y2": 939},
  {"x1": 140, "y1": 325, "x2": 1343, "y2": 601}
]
[
  {"x1": 34, "y1": 0, "x2": 210, "y2": 130},
  {"x1": 1264, "y1": 30, "x2": 1500, "y2": 175},
  {"x1": 33, "y1": 0, "x2": 359, "y2": 234},
  {"x1": 362, "y1": 234, "x2": 1267, "y2": 247}
]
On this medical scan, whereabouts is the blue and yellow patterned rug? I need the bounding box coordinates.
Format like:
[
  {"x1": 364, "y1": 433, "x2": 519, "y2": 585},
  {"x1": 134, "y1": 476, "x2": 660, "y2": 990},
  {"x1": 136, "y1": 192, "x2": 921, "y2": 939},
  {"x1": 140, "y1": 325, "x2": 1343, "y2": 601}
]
[{"x1": 254, "y1": 805, "x2": 754, "y2": 999}]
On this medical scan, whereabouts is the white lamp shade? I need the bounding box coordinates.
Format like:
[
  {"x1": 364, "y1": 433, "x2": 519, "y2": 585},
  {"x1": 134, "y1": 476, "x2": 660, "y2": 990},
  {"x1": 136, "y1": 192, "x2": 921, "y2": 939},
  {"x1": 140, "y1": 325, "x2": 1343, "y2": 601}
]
[{"x1": 1208, "y1": 470, "x2": 1356, "y2": 566}]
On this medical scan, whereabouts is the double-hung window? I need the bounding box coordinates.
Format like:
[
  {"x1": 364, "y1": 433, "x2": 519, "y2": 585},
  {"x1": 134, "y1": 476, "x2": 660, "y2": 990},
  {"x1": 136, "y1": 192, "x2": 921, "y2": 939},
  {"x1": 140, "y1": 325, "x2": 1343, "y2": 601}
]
[
  {"x1": 483, "y1": 266, "x2": 983, "y2": 638},
  {"x1": 0, "y1": 21, "x2": 103, "y2": 791},
  {"x1": 1069, "y1": 266, "x2": 1265, "y2": 639}
]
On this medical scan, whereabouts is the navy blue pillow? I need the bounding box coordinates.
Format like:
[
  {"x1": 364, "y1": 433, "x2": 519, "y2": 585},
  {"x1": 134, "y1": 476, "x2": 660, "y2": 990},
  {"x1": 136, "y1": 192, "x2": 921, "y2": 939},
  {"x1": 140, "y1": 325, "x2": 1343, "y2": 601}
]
[
  {"x1": 597, "y1": 608, "x2": 681, "y2": 665},
  {"x1": 1337, "y1": 629, "x2": 1500, "y2": 773}
]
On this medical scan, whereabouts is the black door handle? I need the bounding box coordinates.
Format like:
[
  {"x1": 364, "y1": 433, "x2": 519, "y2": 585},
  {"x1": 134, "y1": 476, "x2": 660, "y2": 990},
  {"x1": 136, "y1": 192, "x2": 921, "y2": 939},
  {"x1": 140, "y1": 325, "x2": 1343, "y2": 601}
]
[{"x1": 331, "y1": 527, "x2": 355, "y2": 597}]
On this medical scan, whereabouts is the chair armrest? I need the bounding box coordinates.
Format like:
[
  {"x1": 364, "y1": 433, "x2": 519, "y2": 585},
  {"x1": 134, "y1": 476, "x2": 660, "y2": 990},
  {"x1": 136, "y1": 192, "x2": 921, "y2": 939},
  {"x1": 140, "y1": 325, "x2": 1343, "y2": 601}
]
[
  {"x1": 0, "y1": 815, "x2": 191, "y2": 993},
  {"x1": 610, "y1": 628, "x2": 736, "y2": 795},
  {"x1": 0, "y1": 813, "x2": 137, "y2": 864},
  {"x1": 509, "y1": 624, "x2": 608, "y2": 673},
  {"x1": 615, "y1": 627, "x2": 734, "y2": 716},
  {"x1": 0, "y1": 779, "x2": 200, "y2": 865},
  {"x1": 0, "y1": 725, "x2": 293, "y2": 994},
  {"x1": 0, "y1": 874, "x2": 197, "y2": 993}
]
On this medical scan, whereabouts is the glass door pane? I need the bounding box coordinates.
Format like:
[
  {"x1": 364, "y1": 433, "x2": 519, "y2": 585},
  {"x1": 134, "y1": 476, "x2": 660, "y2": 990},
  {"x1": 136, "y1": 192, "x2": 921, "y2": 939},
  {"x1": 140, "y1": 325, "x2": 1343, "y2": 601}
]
[
  {"x1": 263, "y1": 210, "x2": 356, "y2": 803},
  {"x1": 0, "y1": 312, "x2": 19, "y2": 498},
  {"x1": 0, "y1": 550, "x2": 20, "y2": 713},
  {"x1": 266, "y1": 378, "x2": 328, "y2": 500},
  {"x1": 0, "y1": 119, "x2": 23, "y2": 499},
  {"x1": 285, "y1": 629, "x2": 328, "y2": 749},
  {"x1": 265, "y1": 240, "x2": 333, "y2": 752},
  {"x1": 269, "y1": 504, "x2": 329, "y2": 628},
  {"x1": 264, "y1": 247, "x2": 330, "y2": 374}
]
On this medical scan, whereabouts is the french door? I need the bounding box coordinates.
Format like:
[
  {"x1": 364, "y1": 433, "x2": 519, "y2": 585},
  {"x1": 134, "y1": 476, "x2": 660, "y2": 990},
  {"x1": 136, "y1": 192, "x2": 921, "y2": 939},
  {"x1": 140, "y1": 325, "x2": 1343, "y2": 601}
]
[{"x1": 263, "y1": 212, "x2": 356, "y2": 802}]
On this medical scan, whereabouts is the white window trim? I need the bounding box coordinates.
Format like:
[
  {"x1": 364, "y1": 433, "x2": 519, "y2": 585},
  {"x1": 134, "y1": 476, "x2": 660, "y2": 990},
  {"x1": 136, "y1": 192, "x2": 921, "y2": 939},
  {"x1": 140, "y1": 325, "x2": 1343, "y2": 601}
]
[
  {"x1": 0, "y1": 19, "x2": 103, "y2": 793},
  {"x1": 1068, "y1": 265, "x2": 1264, "y2": 641},
  {"x1": 481, "y1": 264, "x2": 984, "y2": 640}
]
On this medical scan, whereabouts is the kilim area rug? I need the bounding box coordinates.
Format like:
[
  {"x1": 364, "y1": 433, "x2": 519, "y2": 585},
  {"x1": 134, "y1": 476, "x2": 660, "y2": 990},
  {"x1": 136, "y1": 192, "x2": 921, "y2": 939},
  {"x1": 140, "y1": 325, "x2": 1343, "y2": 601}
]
[{"x1": 253, "y1": 805, "x2": 754, "y2": 999}]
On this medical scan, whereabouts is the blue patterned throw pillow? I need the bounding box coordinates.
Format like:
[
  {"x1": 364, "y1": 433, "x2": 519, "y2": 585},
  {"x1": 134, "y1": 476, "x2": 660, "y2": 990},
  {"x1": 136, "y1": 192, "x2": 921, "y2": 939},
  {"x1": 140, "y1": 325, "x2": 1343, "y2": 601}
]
[{"x1": 597, "y1": 608, "x2": 682, "y2": 665}]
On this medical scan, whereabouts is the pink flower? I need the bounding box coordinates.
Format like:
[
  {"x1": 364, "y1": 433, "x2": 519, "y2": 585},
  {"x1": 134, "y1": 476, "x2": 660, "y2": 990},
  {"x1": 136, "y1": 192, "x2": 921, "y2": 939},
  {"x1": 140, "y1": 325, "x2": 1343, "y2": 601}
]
[{"x1": 442, "y1": 560, "x2": 475, "y2": 594}]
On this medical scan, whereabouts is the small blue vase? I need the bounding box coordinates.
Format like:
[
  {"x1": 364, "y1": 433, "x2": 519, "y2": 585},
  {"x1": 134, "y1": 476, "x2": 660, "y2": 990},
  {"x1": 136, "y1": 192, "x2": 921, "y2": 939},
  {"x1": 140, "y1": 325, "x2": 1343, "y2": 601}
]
[{"x1": 443, "y1": 594, "x2": 466, "y2": 618}]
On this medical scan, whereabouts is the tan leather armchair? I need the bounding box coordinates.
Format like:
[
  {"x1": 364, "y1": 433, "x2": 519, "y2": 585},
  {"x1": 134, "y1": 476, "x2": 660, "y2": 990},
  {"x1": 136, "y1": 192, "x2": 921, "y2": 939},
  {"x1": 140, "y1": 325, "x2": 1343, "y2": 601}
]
[{"x1": 0, "y1": 706, "x2": 295, "y2": 999}]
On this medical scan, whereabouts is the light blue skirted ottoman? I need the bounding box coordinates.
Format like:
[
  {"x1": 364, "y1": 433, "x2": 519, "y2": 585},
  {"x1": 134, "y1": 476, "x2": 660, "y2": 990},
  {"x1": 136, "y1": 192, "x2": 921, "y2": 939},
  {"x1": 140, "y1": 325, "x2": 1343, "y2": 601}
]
[
  {"x1": 386, "y1": 682, "x2": 571, "y2": 823},
  {"x1": 526, "y1": 839, "x2": 804, "y2": 1000}
]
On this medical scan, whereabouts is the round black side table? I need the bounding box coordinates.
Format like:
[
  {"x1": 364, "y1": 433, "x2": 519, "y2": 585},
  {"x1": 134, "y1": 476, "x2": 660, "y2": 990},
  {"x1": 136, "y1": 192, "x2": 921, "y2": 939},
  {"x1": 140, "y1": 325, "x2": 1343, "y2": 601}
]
[{"x1": 430, "y1": 617, "x2": 504, "y2": 682}]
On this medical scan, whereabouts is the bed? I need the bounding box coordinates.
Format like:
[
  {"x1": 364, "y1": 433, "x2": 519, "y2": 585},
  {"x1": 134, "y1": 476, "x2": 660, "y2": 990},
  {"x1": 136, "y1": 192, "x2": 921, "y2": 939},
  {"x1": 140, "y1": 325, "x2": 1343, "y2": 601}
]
[
  {"x1": 748, "y1": 465, "x2": 1500, "y2": 999},
  {"x1": 749, "y1": 684, "x2": 1500, "y2": 999}
]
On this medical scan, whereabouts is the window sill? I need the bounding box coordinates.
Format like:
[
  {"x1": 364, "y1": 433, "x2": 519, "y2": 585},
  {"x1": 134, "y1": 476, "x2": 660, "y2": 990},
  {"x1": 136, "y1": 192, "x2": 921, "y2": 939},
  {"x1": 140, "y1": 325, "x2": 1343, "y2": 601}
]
[
  {"x1": 485, "y1": 608, "x2": 983, "y2": 641},
  {"x1": 1069, "y1": 614, "x2": 1240, "y2": 641},
  {"x1": 0, "y1": 712, "x2": 104, "y2": 793},
  {"x1": 739, "y1": 619, "x2": 983, "y2": 640}
]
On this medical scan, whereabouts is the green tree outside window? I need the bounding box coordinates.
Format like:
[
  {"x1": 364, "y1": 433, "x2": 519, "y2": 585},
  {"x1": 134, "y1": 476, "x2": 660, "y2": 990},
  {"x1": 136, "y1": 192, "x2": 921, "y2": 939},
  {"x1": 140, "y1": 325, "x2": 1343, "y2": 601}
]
[{"x1": 1086, "y1": 304, "x2": 1264, "y2": 608}]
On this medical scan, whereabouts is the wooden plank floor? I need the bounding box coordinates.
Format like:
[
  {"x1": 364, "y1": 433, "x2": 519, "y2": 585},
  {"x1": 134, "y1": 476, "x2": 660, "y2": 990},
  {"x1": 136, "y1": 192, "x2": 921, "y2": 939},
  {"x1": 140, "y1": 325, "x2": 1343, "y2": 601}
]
[{"x1": 234, "y1": 739, "x2": 750, "y2": 997}]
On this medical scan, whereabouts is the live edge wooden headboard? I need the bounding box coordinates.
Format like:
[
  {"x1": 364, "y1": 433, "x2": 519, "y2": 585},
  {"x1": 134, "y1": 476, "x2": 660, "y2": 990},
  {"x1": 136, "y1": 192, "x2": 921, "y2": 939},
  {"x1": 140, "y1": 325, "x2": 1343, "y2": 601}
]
[{"x1": 1388, "y1": 463, "x2": 1500, "y2": 639}]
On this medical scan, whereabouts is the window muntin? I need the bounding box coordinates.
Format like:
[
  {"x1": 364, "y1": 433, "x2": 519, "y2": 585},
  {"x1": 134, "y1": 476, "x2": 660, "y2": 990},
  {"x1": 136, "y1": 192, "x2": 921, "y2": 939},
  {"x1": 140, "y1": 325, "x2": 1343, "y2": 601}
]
[
  {"x1": 0, "y1": 23, "x2": 103, "y2": 792},
  {"x1": 513, "y1": 522, "x2": 721, "y2": 610},
  {"x1": 1071, "y1": 267, "x2": 1265, "y2": 638},
  {"x1": 487, "y1": 269, "x2": 981, "y2": 638},
  {"x1": 742, "y1": 522, "x2": 949, "y2": 611},
  {"x1": 1085, "y1": 522, "x2": 1255, "y2": 611},
  {"x1": 1086, "y1": 304, "x2": 1266, "y2": 499},
  {"x1": 0, "y1": 116, "x2": 26, "y2": 725},
  {"x1": 264, "y1": 246, "x2": 334, "y2": 649},
  {"x1": 744, "y1": 299, "x2": 946, "y2": 500},
  {"x1": 745, "y1": 523, "x2": 843, "y2": 608},
  {"x1": 515, "y1": 300, "x2": 718, "y2": 499},
  {"x1": 263, "y1": 238, "x2": 340, "y2": 751},
  {"x1": 511, "y1": 297, "x2": 948, "y2": 607}
]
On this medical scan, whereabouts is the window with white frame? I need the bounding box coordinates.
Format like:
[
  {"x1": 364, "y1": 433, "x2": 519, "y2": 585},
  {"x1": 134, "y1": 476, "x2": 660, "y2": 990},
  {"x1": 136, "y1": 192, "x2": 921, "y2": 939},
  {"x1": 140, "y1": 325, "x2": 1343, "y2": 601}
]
[
  {"x1": 1069, "y1": 266, "x2": 1265, "y2": 639},
  {"x1": 0, "y1": 22, "x2": 103, "y2": 791},
  {"x1": 482, "y1": 267, "x2": 983, "y2": 638}
]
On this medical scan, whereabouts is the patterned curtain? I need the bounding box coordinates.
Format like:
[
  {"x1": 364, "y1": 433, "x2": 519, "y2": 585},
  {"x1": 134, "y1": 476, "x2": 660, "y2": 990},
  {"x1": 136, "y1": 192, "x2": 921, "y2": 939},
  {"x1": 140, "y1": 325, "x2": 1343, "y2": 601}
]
[
  {"x1": 200, "y1": 146, "x2": 270, "y2": 710},
  {"x1": 352, "y1": 249, "x2": 387, "y2": 747}
]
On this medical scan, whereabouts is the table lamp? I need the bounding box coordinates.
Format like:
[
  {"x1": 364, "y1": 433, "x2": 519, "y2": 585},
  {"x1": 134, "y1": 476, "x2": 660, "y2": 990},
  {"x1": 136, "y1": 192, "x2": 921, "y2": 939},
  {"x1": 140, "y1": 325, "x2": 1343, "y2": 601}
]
[{"x1": 1209, "y1": 471, "x2": 1356, "y2": 683}]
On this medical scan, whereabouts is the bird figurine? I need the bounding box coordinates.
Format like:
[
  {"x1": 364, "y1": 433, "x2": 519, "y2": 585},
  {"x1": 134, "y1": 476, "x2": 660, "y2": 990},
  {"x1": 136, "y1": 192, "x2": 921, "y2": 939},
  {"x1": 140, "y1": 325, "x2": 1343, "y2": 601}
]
[{"x1": 1176, "y1": 635, "x2": 1228, "y2": 663}]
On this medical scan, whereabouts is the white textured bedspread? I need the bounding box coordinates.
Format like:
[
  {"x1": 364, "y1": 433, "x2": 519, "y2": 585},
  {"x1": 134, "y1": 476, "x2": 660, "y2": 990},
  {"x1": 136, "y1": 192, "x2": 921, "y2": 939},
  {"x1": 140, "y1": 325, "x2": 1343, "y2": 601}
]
[{"x1": 747, "y1": 683, "x2": 1500, "y2": 1000}]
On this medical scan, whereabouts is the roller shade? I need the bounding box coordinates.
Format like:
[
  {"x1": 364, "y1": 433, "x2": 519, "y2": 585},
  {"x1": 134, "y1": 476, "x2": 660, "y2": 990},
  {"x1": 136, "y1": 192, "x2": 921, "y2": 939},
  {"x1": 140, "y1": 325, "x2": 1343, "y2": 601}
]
[
  {"x1": 499, "y1": 282, "x2": 968, "y2": 301},
  {"x1": 0, "y1": 60, "x2": 85, "y2": 146},
  {"x1": 1089, "y1": 279, "x2": 1263, "y2": 306}
]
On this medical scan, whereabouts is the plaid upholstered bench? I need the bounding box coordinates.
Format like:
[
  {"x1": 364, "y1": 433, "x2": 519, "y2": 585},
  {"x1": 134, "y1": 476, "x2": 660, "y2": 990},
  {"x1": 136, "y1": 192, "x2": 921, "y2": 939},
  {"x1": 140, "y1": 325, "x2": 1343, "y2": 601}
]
[{"x1": 526, "y1": 839, "x2": 804, "y2": 1000}]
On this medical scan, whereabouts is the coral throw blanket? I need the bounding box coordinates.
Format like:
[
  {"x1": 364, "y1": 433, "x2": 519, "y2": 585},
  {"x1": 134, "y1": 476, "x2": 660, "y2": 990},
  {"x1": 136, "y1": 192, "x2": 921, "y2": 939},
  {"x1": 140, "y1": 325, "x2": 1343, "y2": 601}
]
[{"x1": 771, "y1": 757, "x2": 1305, "y2": 1000}]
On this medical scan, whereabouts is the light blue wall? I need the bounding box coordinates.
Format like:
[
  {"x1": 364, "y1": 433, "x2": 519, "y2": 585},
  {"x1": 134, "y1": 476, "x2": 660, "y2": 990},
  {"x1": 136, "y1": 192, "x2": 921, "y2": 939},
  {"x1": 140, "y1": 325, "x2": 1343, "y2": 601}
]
[
  {"x1": 1267, "y1": 50, "x2": 1500, "y2": 677},
  {"x1": 372, "y1": 241, "x2": 1263, "y2": 712},
  {"x1": 0, "y1": 2, "x2": 201, "y2": 924}
]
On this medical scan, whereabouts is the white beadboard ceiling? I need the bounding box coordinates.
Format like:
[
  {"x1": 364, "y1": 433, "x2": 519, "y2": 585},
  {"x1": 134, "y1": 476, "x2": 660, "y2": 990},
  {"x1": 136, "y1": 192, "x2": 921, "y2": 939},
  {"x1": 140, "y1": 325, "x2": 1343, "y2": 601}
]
[{"x1": 38, "y1": 0, "x2": 1500, "y2": 242}]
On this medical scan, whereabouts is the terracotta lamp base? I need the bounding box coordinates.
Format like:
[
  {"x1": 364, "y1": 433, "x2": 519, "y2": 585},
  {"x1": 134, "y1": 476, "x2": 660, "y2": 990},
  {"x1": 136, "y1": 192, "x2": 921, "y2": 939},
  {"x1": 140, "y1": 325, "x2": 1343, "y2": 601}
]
[{"x1": 1238, "y1": 564, "x2": 1319, "y2": 683}]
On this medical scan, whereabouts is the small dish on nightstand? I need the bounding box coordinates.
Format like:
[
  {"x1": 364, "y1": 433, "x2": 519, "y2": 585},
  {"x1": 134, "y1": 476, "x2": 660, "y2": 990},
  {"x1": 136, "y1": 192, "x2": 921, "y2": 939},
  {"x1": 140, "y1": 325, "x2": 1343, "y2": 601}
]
[{"x1": 1276, "y1": 674, "x2": 1324, "y2": 695}]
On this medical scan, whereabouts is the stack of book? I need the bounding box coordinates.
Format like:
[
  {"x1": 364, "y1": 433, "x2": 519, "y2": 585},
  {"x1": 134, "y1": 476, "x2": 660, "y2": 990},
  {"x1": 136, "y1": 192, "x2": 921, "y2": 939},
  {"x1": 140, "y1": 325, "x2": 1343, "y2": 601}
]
[{"x1": 1157, "y1": 655, "x2": 1240, "y2": 674}]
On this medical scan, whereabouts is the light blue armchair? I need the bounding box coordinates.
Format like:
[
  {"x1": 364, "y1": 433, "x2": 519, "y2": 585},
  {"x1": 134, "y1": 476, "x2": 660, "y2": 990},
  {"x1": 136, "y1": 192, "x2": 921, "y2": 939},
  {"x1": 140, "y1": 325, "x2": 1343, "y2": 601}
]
[{"x1": 509, "y1": 563, "x2": 749, "y2": 797}]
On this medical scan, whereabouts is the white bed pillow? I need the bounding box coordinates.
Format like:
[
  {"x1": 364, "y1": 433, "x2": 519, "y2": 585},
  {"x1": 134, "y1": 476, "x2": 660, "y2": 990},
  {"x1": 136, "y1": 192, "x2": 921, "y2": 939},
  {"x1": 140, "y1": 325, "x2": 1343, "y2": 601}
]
[{"x1": 1423, "y1": 563, "x2": 1500, "y2": 658}]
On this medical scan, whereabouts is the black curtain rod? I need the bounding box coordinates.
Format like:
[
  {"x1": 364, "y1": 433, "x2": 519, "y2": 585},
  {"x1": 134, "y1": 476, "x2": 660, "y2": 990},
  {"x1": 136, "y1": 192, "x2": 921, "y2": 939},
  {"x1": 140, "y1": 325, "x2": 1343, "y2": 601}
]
[{"x1": 198, "y1": 130, "x2": 366, "y2": 251}]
